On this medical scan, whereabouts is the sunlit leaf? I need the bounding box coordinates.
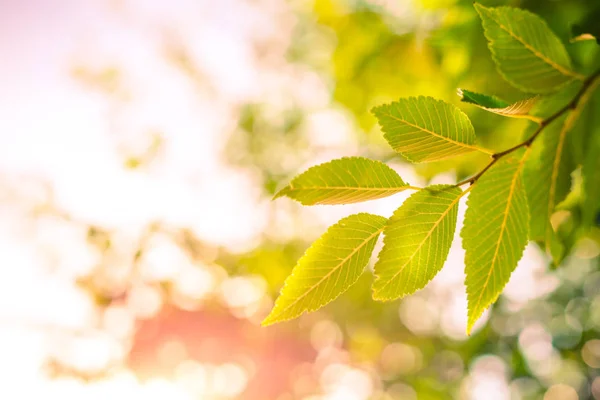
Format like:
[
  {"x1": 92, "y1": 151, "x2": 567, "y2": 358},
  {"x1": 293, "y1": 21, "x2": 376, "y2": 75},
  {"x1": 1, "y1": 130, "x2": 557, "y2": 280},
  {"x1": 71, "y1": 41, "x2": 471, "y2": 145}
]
[
  {"x1": 262, "y1": 213, "x2": 387, "y2": 325},
  {"x1": 458, "y1": 89, "x2": 540, "y2": 121},
  {"x1": 475, "y1": 3, "x2": 582, "y2": 93},
  {"x1": 274, "y1": 157, "x2": 410, "y2": 205},
  {"x1": 462, "y1": 155, "x2": 529, "y2": 333},
  {"x1": 372, "y1": 96, "x2": 487, "y2": 163},
  {"x1": 373, "y1": 185, "x2": 463, "y2": 300}
]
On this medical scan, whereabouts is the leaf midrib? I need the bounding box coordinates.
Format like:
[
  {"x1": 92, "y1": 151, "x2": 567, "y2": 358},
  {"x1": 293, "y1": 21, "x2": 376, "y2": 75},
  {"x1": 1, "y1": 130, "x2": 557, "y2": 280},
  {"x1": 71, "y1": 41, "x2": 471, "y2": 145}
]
[
  {"x1": 471, "y1": 154, "x2": 528, "y2": 317},
  {"x1": 378, "y1": 110, "x2": 486, "y2": 154},
  {"x1": 285, "y1": 186, "x2": 408, "y2": 192},
  {"x1": 485, "y1": 9, "x2": 582, "y2": 80},
  {"x1": 269, "y1": 226, "x2": 384, "y2": 320},
  {"x1": 376, "y1": 189, "x2": 465, "y2": 295}
]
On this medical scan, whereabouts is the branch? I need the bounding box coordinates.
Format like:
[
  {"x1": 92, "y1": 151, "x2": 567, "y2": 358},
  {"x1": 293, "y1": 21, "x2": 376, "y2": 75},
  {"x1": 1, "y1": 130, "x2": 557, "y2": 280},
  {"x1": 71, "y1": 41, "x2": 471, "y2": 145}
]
[{"x1": 456, "y1": 70, "x2": 600, "y2": 187}]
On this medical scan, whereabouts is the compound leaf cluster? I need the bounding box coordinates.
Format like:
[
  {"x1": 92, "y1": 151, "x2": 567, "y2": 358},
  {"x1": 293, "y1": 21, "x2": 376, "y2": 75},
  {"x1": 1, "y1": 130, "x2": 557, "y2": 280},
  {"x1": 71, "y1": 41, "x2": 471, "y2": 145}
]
[{"x1": 264, "y1": 3, "x2": 600, "y2": 333}]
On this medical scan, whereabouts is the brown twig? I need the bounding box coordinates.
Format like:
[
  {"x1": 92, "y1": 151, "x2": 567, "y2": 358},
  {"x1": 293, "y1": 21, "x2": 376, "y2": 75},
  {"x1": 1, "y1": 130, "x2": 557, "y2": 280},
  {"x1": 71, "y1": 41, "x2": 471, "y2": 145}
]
[{"x1": 456, "y1": 69, "x2": 600, "y2": 187}]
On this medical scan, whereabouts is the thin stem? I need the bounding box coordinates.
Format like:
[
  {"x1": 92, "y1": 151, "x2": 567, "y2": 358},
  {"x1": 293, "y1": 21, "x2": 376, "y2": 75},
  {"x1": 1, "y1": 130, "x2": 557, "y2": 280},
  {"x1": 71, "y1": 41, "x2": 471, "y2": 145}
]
[
  {"x1": 474, "y1": 145, "x2": 495, "y2": 155},
  {"x1": 456, "y1": 69, "x2": 600, "y2": 187},
  {"x1": 517, "y1": 114, "x2": 544, "y2": 124}
]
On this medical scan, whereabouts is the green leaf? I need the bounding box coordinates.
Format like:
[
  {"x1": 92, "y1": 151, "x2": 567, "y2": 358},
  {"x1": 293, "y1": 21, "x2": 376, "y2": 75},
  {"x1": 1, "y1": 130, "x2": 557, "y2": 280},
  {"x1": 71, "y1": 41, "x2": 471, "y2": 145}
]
[
  {"x1": 523, "y1": 116, "x2": 574, "y2": 244},
  {"x1": 582, "y1": 88, "x2": 600, "y2": 229},
  {"x1": 373, "y1": 185, "x2": 463, "y2": 301},
  {"x1": 274, "y1": 157, "x2": 410, "y2": 205},
  {"x1": 571, "y1": 6, "x2": 600, "y2": 44},
  {"x1": 530, "y1": 81, "x2": 582, "y2": 120},
  {"x1": 262, "y1": 213, "x2": 387, "y2": 325},
  {"x1": 524, "y1": 78, "x2": 600, "y2": 262},
  {"x1": 475, "y1": 3, "x2": 582, "y2": 94},
  {"x1": 372, "y1": 96, "x2": 487, "y2": 163},
  {"x1": 552, "y1": 188, "x2": 583, "y2": 267},
  {"x1": 459, "y1": 89, "x2": 509, "y2": 109},
  {"x1": 458, "y1": 89, "x2": 540, "y2": 122},
  {"x1": 462, "y1": 155, "x2": 529, "y2": 334}
]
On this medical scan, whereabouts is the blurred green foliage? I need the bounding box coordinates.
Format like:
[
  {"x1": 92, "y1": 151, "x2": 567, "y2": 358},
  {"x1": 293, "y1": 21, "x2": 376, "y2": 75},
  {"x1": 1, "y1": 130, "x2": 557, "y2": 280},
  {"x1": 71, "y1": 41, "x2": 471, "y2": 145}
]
[{"x1": 222, "y1": 0, "x2": 600, "y2": 398}]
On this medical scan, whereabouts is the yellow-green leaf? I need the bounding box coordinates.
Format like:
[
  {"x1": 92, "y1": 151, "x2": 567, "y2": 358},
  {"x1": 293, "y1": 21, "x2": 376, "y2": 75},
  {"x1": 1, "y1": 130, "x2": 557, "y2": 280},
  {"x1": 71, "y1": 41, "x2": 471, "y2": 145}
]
[
  {"x1": 462, "y1": 154, "x2": 529, "y2": 334},
  {"x1": 475, "y1": 3, "x2": 582, "y2": 94},
  {"x1": 262, "y1": 213, "x2": 386, "y2": 326},
  {"x1": 524, "y1": 77, "x2": 600, "y2": 263},
  {"x1": 581, "y1": 85, "x2": 600, "y2": 229},
  {"x1": 523, "y1": 116, "x2": 572, "y2": 242},
  {"x1": 372, "y1": 96, "x2": 488, "y2": 163},
  {"x1": 274, "y1": 157, "x2": 410, "y2": 205},
  {"x1": 373, "y1": 185, "x2": 464, "y2": 301}
]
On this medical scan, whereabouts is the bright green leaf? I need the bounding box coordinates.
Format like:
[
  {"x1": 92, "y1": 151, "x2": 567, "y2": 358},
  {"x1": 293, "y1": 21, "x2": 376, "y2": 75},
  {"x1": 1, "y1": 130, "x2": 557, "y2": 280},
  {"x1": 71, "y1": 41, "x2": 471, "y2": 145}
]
[
  {"x1": 373, "y1": 185, "x2": 463, "y2": 301},
  {"x1": 458, "y1": 89, "x2": 540, "y2": 122},
  {"x1": 372, "y1": 96, "x2": 487, "y2": 163},
  {"x1": 475, "y1": 3, "x2": 582, "y2": 94},
  {"x1": 262, "y1": 213, "x2": 387, "y2": 326},
  {"x1": 462, "y1": 155, "x2": 529, "y2": 334},
  {"x1": 274, "y1": 157, "x2": 410, "y2": 205}
]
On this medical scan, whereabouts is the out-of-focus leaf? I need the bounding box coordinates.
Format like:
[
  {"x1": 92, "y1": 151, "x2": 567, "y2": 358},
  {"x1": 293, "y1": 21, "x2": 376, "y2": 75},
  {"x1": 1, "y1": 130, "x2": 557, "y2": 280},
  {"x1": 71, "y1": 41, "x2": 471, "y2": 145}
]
[
  {"x1": 528, "y1": 81, "x2": 582, "y2": 122},
  {"x1": 523, "y1": 116, "x2": 573, "y2": 243},
  {"x1": 274, "y1": 157, "x2": 410, "y2": 205},
  {"x1": 262, "y1": 213, "x2": 386, "y2": 325},
  {"x1": 582, "y1": 87, "x2": 600, "y2": 230},
  {"x1": 571, "y1": 6, "x2": 600, "y2": 44}
]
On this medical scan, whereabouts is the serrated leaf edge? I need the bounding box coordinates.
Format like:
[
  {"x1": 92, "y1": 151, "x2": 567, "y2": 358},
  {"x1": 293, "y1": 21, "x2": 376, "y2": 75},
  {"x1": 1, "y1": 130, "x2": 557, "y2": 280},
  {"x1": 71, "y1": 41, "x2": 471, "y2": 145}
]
[
  {"x1": 372, "y1": 96, "x2": 492, "y2": 161},
  {"x1": 372, "y1": 185, "x2": 467, "y2": 300},
  {"x1": 467, "y1": 151, "x2": 530, "y2": 333},
  {"x1": 262, "y1": 213, "x2": 385, "y2": 326},
  {"x1": 272, "y1": 156, "x2": 412, "y2": 205},
  {"x1": 474, "y1": 3, "x2": 584, "y2": 94}
]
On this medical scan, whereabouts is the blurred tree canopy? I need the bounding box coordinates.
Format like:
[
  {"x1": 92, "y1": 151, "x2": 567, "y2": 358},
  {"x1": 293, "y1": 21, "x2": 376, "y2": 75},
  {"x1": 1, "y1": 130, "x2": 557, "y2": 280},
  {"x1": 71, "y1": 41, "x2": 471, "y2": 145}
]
[
  {"x1": 5, "y1": 0, "x2": 600, "y2": 399},
  {"x1": 224, "y1": 0, "x2": 600, "y2": 398}
]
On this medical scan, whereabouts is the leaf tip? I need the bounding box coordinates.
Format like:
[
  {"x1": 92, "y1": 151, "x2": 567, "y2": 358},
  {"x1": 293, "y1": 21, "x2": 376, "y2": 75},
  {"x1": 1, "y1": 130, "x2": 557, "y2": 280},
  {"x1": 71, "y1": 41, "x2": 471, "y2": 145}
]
[
  {"x1": 467, "y1": 303, "x2": 489, "y2": 336},
  {"x1": 261, "y1": 316, "x2": 276, "y2": 327},
  {"x1": 272, "y1": 186, "x2": 291, "y2": 201},
  {"x1": 466, "y1": 314, "x2": 478, "y2": 336},
  {"x1": 261, "y1": 307, "x2": 285, "y2": 326}
]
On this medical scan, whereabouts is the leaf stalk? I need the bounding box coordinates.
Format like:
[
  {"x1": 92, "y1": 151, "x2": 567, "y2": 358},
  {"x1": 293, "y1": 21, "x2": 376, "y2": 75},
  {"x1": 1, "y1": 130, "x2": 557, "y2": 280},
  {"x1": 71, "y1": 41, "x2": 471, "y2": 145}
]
[{"x1": 456, "y1": 69, "x2": 600, "y2": 187}]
